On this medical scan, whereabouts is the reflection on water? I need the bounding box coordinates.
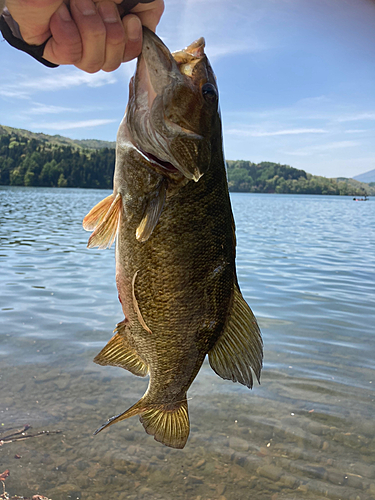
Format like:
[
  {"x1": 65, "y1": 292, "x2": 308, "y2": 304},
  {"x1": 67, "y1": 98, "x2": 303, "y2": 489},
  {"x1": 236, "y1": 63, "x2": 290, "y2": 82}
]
[{"x1": 1, "y1": 187, "x2": 374, "y2": 500}]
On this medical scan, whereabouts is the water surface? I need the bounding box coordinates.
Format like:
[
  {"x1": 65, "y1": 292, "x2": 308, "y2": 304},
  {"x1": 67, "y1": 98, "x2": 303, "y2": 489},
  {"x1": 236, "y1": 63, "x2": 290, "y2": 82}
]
[{"x1": 1, "y1": 187, "x2": 374, "y2": 499}]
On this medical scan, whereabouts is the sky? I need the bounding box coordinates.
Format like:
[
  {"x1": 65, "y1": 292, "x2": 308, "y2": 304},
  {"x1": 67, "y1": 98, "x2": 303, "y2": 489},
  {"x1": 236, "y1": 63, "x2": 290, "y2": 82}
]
[{"x1": 1, "y1": 0, "x2": 375, "y2": 178}]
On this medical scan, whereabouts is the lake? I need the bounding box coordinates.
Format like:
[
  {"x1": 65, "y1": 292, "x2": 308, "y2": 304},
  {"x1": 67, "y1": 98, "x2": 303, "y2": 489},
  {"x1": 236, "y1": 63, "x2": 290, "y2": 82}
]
[{"x1": 1, "y1": 186, "x2": 374, "y2": 500}]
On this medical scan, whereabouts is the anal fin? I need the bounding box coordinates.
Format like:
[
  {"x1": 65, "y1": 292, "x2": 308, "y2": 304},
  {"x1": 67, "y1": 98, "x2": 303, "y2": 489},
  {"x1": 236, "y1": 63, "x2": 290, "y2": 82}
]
[
  {"x1": 94, "y1": 321, "x2": 148, "y2": 377},
  {"x1": 209, "y1": 283, "x2": 263, "y2": 389}
]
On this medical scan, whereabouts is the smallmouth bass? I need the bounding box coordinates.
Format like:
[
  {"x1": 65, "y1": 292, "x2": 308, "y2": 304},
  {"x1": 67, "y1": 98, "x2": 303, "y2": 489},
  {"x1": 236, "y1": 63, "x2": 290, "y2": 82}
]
[{"x1": 83, "y1": 28, "x2": 263, "y2": 449}]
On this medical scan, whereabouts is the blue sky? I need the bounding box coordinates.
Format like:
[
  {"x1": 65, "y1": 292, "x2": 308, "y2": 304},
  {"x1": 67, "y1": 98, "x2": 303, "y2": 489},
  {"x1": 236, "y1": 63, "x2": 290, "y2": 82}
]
[{"x1": 1, "y1": 0, "x2": 375, "y2": 178}]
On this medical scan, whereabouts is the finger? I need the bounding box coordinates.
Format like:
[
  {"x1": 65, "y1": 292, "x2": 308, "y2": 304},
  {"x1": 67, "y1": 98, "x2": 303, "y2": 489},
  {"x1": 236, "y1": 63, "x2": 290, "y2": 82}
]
[
  {"x1": 43, "y1": 3, "x2": 83, "y2": 65},
  {"x1": 121, "y1": 14, "x2": 142, "y2": 63},
  {"x1": 97, "y1": 1, "x2": 126, "y2": 72},
  {"x1": 70, "y1": 0, "x2": 106, "y2": 73},
  {"x1": 131, "y1": 0, "x2": 164, "y2": 32}
]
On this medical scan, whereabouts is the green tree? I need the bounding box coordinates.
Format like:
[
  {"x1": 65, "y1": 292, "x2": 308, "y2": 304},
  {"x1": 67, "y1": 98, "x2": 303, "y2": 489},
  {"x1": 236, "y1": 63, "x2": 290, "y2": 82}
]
[{"x1": 57, "y1": 173, "x2": 68, "y2": 187}]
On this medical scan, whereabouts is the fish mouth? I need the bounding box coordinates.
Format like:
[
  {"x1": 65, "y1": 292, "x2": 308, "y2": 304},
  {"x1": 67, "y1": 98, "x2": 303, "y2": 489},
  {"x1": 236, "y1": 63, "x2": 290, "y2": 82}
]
[{"x1": 138, "y1": 148, "x2": 180, "y2": 176}]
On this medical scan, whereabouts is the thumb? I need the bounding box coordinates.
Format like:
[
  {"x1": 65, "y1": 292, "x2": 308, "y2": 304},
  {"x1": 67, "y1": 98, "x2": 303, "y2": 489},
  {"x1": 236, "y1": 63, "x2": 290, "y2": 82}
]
[{"x1": 6, "y1": 0, "x2": 63, "y2": 45}]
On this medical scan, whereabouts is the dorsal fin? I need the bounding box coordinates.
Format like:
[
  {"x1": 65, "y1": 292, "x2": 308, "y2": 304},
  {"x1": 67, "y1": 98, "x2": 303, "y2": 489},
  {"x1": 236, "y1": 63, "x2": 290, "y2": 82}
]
[{"x1": 208, "y1": 283, "x2": 263, "y2": 388}]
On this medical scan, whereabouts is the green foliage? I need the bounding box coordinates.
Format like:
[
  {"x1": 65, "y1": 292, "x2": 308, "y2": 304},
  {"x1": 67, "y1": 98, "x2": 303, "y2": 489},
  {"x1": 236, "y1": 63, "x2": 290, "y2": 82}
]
[
  {"x1": 226, "y1": 160, "x2": 373, "y2": 196},
  {"x1": 1, "y1": 128, "x2": 372, "y2": 196},
  {"x1": 0, "y1": 124, "x2": 115, "y2": 150},
  {"x1": 0, "y1": 132, "x2": 115, "y2": 189}
]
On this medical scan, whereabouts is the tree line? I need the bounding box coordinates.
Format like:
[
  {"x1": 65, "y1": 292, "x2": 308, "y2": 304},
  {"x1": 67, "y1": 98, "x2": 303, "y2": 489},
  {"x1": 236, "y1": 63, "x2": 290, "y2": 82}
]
[
  {"x1": 0, "y1": 134, "x2": 114, "y2": 189},
  {"x1": 226, "y1": 160, "x2": 369, "y2": 196},
  {"x1": 0, "y1": 132, "x2": 370, "y2": 196}
]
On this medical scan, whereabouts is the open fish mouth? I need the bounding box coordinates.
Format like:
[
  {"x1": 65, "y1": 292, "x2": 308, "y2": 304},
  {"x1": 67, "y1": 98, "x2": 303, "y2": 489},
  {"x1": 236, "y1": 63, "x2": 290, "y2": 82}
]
[{"x1": 138, "y1": 148, "x2": 180, "y2": 176}]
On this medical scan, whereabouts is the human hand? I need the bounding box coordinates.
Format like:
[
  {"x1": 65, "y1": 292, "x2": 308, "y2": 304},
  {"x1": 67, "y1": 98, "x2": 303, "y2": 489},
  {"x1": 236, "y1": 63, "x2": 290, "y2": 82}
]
[{"x1": 5, "y1": 0, "x2": 164, "y2": 72}]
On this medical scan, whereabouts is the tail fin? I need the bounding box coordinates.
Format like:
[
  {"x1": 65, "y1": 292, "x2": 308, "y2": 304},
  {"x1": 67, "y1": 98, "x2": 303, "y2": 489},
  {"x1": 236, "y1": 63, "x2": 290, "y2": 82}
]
[{"x1": 94, "y1": 396, "x2": 190, "y2": 449}]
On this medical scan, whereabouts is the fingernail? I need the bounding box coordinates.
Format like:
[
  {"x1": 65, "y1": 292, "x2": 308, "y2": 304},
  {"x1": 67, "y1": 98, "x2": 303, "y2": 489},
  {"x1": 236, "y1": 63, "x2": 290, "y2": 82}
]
[
  {"x1": 76, "y1": 0, "x2": 96, "y2": 16},
  {"x1": 99, "y1": 3, "x2": 118, "y2": 24},
  {"x1": 57, "y1": 3, "x2": 72, "y2": 22},
  {"x1": 127, "y1": 16, "x2": 141, "y2": 42}
]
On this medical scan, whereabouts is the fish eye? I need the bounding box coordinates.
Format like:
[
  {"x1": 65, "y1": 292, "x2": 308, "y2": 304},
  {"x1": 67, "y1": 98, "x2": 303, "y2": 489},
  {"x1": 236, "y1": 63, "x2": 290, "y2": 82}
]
[{"x1": 201, "y1": 83, "x2": 217, "y2": 103}]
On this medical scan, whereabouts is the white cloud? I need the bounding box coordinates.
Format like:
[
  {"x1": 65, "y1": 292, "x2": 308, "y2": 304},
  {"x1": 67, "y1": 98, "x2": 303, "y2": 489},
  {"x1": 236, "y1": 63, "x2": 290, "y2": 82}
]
[
  {"x1": 206, "y1": 41, "x2": 267, "y2": 60},
  {"x1": 0, "y1": 69, "x2": 117, "y2": 99},
  {"x1": 336, "y1": 112, "x2": 375, "y2": 123},
  {"x1": 26, "y1": 103, "x2": 79, "y2": 115},
  {"x1": 283, "y1": 141, "x2": 360, "y2": 156},
  {"x1": 30, "y1": 119, "x2": 117, "y2": 130},
  {"x1": 225, "y1": 128, "x2": 327, "y2": 137},
  {"x1": 164, "y1": 0, "x2": 271, "y2": 60}
]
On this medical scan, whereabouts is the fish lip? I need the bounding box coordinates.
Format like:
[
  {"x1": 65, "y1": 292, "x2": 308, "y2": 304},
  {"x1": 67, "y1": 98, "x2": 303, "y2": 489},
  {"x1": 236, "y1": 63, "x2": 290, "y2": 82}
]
[
  {"x1": 131, "y1": 141, "x2": 185, "y2": 180},
  {"x1": 140, "y1": 145, "x2": 202, "y2": 182},
  {"x1": 138, "y1": 147, "x2": 179, "y2": 175}
]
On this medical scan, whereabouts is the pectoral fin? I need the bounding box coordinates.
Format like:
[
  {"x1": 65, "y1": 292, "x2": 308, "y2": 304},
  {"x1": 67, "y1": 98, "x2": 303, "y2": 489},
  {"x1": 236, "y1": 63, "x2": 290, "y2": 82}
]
[
  {"x1": 83, "y1": 194, "x2": 114, "y2": 231},
  {"x1": 136, "y1": 179, "x2": 167, "y2": 242},
  {"x1": 86, "y1": 193, "x2": 122, "y2": 249},
  {"x1": 208, "y1": 284, "x2": 263, "y2": 389},
  {"x1": 93, "y1": 321, "x2": 148, "y2": 377}
]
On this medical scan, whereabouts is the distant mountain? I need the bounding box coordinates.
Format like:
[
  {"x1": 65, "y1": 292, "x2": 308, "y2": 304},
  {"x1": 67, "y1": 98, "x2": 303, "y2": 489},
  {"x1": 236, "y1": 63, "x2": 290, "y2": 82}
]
[
  {"x1": 353, "y1": 169, "x2": 375, "y2": 184},
  {"x1": 0, "y1": 124, "x2": 116, "y2": 150}
]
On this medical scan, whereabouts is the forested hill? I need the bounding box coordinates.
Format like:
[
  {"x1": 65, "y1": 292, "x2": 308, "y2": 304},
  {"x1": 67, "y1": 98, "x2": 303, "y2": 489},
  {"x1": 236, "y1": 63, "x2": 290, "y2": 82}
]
[
  {"x1": 0, "y1": 125, "x2": 373, "y2": 195},
  {"x1": 0, "y1": 124, "x2": 115, "y2": 150},
  {"x1": 0, "y1": 128, "x2": 115, "y2": 189},
  {"x1": 226, "y1": 160, "x2": 374, "y2": 196}
]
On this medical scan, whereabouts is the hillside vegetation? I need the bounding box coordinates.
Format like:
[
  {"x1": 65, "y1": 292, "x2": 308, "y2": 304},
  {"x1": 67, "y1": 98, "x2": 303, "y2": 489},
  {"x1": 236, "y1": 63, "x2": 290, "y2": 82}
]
[
  {"x1": 227, "y1": 160, "x2": 374, "y2": 196},
  {"x1": 0, "y1": 124, "x2": 115, "y2": 150},
  {"x1": 0, "y1": 129, "x2": 114, "y2": 189},
  {"x1": 0, "y1": 125, "x2": 373, "y2": 195}
]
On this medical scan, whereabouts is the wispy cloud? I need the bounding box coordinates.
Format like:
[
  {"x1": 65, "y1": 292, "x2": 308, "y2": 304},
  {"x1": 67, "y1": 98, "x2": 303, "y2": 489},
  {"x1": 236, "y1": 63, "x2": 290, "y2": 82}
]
[
  {"x1": 283, "y1": 141, "x2": 360, "y2": 156},
  {"x1": 336, "y1": 112, "x2": 375, "y2": 123},
  {"x1": 174, "y1": 0, "x2": 271, "y2": 60},
  {"x1": 206, "y1": 42, "x2": 266, "y2": 59},
  {"x1": 30, "y1": 119, "x2": 117, "y2": 131},
  {"x1": 0, "y1": 70, "x2": 117, "y2": 99},
  {"x1": 26, "y1": 103, "x2": 79, "y2": 115},
  {"x1": 225, "y1": 128, "x2": 327, "y2": 137}
]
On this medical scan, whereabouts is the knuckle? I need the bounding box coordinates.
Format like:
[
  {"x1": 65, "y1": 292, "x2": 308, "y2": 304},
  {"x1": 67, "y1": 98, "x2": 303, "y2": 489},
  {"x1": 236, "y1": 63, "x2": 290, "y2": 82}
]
[
  {"x1": 64, "y1": 45, "x2": 83, "y2": 64},
  {"x1": 83, "y1": 63, "x2": 103, "y2": 73},
  {"x1": 89, "y1": 24, "x2": 107, "y2": 39},
  {"x1": 102, "y1": 61, "x2": 121, "y2": 73}
]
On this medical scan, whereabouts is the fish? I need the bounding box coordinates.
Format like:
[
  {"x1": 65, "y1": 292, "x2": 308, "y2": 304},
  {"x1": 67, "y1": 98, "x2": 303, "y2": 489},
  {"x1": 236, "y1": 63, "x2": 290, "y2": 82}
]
[{"x1": 83, "y1": 27, "x2": 263, "y2": 449}]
